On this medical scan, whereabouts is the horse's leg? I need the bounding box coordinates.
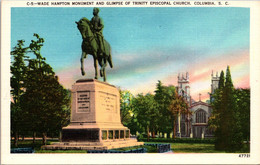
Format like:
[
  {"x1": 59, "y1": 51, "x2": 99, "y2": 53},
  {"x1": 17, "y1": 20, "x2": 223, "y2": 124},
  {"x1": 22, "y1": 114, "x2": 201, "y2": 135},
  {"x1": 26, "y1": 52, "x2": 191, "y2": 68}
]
[
  {"x1": 80, "y1": 52, "x2": 87, "y2": 76},
  {"x1": 99, "y1": 58, "x2": 104, "y2": 77},
  {"x1": 102, "y1": 59, "x2": 107, "y2": 82},
  {"x1": 94, "y1": 56, "x2": 99, "y2": 79},
  {"x1": 100, "y1": 68, "x2": 103, "y2": 77},
  {"x1": 103, "y1": 67, "x2": 106, "y2": 82}
]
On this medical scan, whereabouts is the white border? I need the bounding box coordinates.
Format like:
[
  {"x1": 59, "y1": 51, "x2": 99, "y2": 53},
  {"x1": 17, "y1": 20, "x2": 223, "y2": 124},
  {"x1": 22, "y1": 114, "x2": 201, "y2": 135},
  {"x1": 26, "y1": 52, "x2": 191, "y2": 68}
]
[{"x1": 1, "y1": 0, "x2": 260, "y2": 164}]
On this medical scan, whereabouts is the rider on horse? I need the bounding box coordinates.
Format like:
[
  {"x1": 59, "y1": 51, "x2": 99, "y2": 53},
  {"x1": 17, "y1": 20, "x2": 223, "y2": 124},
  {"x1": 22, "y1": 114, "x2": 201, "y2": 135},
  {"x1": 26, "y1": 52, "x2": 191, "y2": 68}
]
[
  {"x1": 76, "y1": 8, "x2": 113, "y2": 82},
  {"x1": 91, "y1": 8, "x2": 106, "y2": 58}
]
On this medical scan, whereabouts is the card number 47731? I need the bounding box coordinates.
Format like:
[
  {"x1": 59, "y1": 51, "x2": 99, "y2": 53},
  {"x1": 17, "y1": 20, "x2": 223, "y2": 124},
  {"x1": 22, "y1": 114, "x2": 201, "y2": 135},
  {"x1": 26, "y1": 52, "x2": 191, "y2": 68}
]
[{"x1": 239, "y1": 154, "x2": 250, "y2": 158}]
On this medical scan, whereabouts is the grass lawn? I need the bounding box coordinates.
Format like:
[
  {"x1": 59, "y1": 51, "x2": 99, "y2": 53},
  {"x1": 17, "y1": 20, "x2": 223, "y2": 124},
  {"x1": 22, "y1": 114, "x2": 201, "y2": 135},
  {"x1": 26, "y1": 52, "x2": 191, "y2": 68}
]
[
  {"x1": 171, "y1": 143, "x2": 225, "y2": 153},
  {"x1": 144, "y1": 142, "x2": 223, "y2": 153},
  {"x1": 145, "y1": 142, "x2": 249, "y2": 153}
]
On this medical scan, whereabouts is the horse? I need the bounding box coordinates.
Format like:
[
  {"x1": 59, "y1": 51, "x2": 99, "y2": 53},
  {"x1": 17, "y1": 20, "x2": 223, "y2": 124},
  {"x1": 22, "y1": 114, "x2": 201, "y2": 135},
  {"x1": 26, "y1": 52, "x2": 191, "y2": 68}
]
[{"x1": 75, "y1": 17, "x2": 113, "y2": 82}]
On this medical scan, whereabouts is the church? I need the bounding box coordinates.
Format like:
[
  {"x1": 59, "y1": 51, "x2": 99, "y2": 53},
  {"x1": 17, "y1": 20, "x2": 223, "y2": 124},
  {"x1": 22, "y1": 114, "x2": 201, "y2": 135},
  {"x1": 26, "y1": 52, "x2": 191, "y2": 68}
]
[{"x1": 175, "y1": 71, "x2": 220, "y2": 138}]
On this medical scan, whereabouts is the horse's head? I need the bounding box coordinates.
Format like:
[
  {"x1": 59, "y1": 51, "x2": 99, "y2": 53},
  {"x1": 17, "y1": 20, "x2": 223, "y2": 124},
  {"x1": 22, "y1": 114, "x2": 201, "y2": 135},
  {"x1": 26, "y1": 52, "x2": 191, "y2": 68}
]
[{"x1": 76, "y1": 17, "x2": 92, "y2": 39}]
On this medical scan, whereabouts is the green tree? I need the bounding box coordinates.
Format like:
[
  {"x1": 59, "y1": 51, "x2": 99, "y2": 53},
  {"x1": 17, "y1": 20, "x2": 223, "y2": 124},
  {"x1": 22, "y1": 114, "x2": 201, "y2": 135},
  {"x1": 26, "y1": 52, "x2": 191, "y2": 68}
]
[
  {"x1": 168, "y1": 91, "x2": 189, "y2": 138},
  {"x1": 223, "y1": 66, "x2": 243, "y2": 152},
  {"x1": 209, "y1": 70, "x2": 225, "y2": 149},
  {"x1": 20, "y1": 34, "x2": 50, "y2": 144},
  {"x1": 18, "y1": 34, "x2": 70, "y2": 145},
  {"x1": 126, "y1": 114, "x2": 144, "y2": 135},
  {"x1": 210, "y1": 66, "x2": 244, "y2": 152},
  {"x1": 235, "y1": 88, "x2": 250, "y2": 142},
  {"x1": 132, "y1": 93, "x2": 159, "y2": 141},
  {"x1": 11, "y1": 40, "x2": 28, "y2": 104},
  {"x1": 154, "y1": 81, "x2": 175, "y2": 137},
  {"x1": 119, "y1": 89, "x2": 134, "y2": 126},
  {"x1": 219, "y1": 71, "x2": 225, "y2": 89},
  {"x1": 10, "y1": 40, "x2": 29, "y2": 147}
]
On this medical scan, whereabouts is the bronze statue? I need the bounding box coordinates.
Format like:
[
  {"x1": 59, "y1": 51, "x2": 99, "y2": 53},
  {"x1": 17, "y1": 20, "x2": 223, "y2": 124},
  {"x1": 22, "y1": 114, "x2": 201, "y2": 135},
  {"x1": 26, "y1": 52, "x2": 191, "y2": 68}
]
[{"x1": 76, "y1": 8, "x2": 113, "y2": 82}]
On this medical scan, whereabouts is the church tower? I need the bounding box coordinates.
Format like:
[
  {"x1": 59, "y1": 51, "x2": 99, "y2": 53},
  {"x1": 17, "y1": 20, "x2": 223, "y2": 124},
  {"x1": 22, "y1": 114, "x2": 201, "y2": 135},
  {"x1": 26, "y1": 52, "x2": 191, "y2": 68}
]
[
  {"x1": 176, "y1": 72, "x2": 191, "y2": 138},
  {"x1": 210, "y1": 71, "x2": 220, "y2": 102},
  {"x1": 177, "y1": 72, "x2": 191, "y2": 105}
]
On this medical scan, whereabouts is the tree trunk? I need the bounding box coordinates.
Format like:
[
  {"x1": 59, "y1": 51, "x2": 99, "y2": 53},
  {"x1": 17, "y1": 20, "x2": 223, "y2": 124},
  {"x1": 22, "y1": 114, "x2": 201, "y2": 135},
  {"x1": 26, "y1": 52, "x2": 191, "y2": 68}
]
[
  {"x1": 178, "y1": 112, "x2": 181, "y2": 138},
  {"x1": 173, "y1": 121, "x2": 176, "y2": 139},
  {"x1": 22, "y1": 135, "x2": 25, "y2": 141},
  {"x1": 147, "y1": 126, "x2": 150, "y2": 142},
  {"x1": 33, "y1": 132, "x2": 36, "y2": 144},
  {"x1": 42, "y1": 132, "x2": 47, "y2": 145},
  {"x1": 59, "y1": 130, "x2": 62, "y2": 142},
  {"x1": 172, "y1": 118, "x2": 176, "y2": 139},
  {"x1": 14, "y1": 131, "x2": 18, "y2": 147},
  {"x1": 152, "y1": 128, "x2": 155, "y2": 138}
]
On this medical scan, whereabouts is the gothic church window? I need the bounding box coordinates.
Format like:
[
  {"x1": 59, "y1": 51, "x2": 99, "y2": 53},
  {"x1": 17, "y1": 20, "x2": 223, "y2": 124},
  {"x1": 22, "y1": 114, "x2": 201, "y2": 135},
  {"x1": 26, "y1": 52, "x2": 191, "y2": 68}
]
[{"x1": 196, "y1": 109, "x2": 206, "y2": 123}]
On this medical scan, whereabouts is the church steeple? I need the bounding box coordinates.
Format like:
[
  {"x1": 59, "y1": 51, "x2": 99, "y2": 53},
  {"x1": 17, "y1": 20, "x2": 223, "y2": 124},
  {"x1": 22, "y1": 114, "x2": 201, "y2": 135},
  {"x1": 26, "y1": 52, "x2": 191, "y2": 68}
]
[
  {"x1": 210, "y1": 70, "x2": 220, "y2": 102},
  {"x1": 177, "y1": 72, "x2": 191, "y2": 105},
  {"x1": 211, "y1": 70, "x2": 220, "y2": 94}
]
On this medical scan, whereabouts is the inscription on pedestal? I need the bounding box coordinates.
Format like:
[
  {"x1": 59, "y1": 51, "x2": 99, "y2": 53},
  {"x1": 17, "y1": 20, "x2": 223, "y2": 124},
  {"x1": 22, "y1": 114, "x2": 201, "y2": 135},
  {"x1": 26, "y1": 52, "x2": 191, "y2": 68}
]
[
  {"x1": 99, "y1": 91, "x2": 116, "y2": 112},
  {"x1": 77, "y1": 91, "x2": 90, "y2": 113}
]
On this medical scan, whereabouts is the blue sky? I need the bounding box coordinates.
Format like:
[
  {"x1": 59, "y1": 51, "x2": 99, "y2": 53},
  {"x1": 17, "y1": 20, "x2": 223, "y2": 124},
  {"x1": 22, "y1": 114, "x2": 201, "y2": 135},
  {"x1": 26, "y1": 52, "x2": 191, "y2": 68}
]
[{"x1": 11, "y1": 7, "x2": 250, "y2": 101}]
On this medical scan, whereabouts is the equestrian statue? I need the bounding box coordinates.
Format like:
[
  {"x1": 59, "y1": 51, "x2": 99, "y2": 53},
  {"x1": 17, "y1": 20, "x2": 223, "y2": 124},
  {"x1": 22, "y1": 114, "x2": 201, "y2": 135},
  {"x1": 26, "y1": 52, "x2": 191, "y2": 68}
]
[{"x1": 76, "y1": 8, "x2": 113, "y2": 82}]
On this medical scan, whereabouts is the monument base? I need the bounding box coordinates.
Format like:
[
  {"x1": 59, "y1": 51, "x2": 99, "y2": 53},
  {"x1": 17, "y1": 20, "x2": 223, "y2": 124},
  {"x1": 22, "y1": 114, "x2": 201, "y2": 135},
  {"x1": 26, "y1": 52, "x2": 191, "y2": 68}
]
[
  {"x1": 42, "y1": 121, "x2": 144, "y2": 150},
  {"x1": 42, "y1": 79, "x2": 143, "y2": 150},
  {"x1": 42, "y1": 139, "x2": 143, "y2": 150}
]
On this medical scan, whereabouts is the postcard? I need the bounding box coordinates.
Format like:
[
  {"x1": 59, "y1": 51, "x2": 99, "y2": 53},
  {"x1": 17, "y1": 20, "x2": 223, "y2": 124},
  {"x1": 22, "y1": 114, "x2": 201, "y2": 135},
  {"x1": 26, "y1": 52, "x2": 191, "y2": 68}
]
[{"x1": 1, "y1": 0, "x2": 260, "y2": 164}]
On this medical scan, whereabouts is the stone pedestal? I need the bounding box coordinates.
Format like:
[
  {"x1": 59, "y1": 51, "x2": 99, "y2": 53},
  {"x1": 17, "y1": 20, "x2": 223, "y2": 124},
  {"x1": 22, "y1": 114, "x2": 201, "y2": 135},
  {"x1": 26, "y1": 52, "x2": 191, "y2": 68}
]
[{"x1": 42, "y1": 79, "x2": 143, "y2": 150}]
